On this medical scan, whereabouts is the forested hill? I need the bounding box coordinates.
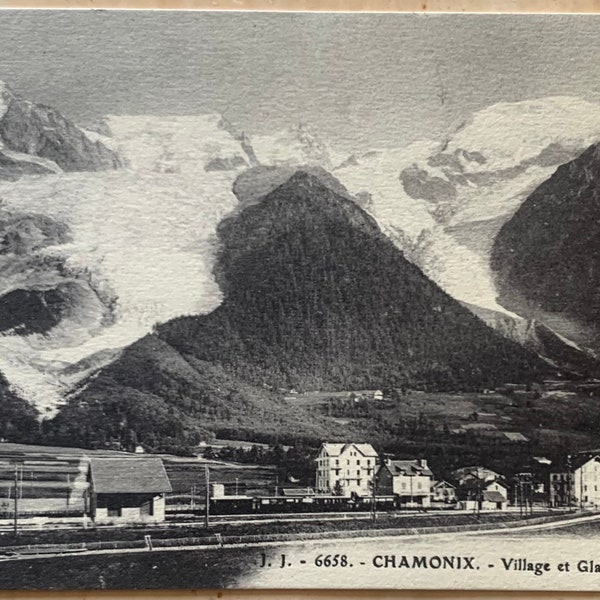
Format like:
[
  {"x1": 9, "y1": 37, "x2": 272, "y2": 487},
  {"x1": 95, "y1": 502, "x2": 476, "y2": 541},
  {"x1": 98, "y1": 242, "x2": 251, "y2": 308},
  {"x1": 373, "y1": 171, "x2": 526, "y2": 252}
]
[
  {"x1": 159, "y1": 171, "x2": 547, "y2": 390},
  {"x1": 46, "y1": 171, "x2": 549, "y2": 449},
  {"x1": 492, "y1": 142, "x2": 600, "y2": 330}
]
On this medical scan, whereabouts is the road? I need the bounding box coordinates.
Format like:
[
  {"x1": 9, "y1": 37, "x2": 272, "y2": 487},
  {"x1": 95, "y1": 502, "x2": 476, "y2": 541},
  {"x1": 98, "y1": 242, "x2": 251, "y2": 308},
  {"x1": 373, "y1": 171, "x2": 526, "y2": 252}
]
[{"x1": 1, "y1": 510, "x2": 598, "y2": 563}]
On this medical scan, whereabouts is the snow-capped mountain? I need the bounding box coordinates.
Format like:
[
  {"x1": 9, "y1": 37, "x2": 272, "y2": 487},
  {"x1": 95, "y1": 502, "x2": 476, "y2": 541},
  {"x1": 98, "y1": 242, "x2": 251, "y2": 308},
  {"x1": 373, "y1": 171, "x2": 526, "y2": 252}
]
[
  {"x1": 251, "y1": 123, "x2": 340, "y2": 170},
  {"x1": 0, "y1": 85, "x2": 346, "y2": 415},
  {"x1": 334, "y1": 97, "x2": 600, "y2": 318},
  {"x1": 2, "y1": 88, "x2": 600, "y2": 416},
  {"x1": 0, "y1": 80, "x2": 122, "y2": 180},
  {"x1": 0, "y1": 109, "x2": 252, "y2": 414}
]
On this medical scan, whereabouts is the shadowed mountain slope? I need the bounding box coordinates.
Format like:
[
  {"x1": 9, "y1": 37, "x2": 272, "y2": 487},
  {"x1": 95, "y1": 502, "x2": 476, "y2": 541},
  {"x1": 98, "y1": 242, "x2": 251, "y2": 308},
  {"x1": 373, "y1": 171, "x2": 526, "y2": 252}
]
[{"x1": 46, "y1": 171, "x2": 549, "y2": 449}]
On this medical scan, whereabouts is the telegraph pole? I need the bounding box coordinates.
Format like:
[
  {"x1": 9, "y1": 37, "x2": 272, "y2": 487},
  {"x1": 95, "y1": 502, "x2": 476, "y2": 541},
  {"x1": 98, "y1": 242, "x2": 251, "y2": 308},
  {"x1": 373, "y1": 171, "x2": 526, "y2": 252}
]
[
  {"x1": 580, "y1": 463, "x2": 584, "y2": 512},
  {"x1": 13, "y1": 463, "x2": 18, "y2": 538},
  {"x1": 204, "y1": 465, "x2": 210, "y2": 529},
  {"x1": 567, "y1": 454, "x2": 572, "y2": 510},
  {"x1": 371, "y1": 472, "x2": 377, "y2": 522}
]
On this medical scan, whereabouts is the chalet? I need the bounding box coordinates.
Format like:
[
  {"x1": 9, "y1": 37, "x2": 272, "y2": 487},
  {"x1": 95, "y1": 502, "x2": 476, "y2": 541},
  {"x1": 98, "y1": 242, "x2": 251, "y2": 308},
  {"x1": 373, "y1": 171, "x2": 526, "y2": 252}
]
[
  {"x1": 453, "y1": 466, "x2": 502, "y2": 486},
  {"x1": 86, "y1": 457, "x2": 172, "y2": 524},
  {"x1": 431, "y1": 480, "x2": 457, "y2": 503},
  {"x1": 314, "y1": 442, "x2": 378, "y2": 497},
  {"x1": 458, "y1": 480, "x2": 509, "y2": 511},
  {"x1": 376, "y1": 459, "x2": 433, "y2": 508},
  {"x1": 453, "y1": 466, "x2": 508, "y2": 510}
]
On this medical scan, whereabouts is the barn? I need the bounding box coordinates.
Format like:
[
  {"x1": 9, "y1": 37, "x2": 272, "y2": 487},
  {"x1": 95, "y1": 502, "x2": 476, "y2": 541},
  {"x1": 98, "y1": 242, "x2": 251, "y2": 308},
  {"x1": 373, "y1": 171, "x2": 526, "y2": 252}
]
[{"x1": 86, "y1": 457, "x2": 172, "y2": 524}]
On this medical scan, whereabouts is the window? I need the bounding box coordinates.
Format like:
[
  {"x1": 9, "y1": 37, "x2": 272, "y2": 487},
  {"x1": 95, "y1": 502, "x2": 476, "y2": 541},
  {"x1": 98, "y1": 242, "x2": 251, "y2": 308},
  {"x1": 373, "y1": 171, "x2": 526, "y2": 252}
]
[
  {"x1": 107, "y1": 498, "x2": 122, "y2": 517},
  {"x1": 357, "y1": 460, "x2": 361, "y2": 465},
  {"x1": 357, "y1": 470, "x2": 360, "y2": 477},
  {"x1": 367, "y1": 460, "x2": 370, "y2": 466}
]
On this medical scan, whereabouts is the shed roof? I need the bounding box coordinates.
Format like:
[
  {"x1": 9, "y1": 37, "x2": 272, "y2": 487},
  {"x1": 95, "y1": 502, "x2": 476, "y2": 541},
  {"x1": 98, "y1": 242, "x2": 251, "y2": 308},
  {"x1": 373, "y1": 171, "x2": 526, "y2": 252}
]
[
  {"x1": 433, "y1": 479, "x2": 456, "y2": 489},
  {"x1": 483, "y1": 491, "x2": 507, "y2": 503},
  {"x1": 89, "y1": 458, "x2": 172, "y2": 494}
]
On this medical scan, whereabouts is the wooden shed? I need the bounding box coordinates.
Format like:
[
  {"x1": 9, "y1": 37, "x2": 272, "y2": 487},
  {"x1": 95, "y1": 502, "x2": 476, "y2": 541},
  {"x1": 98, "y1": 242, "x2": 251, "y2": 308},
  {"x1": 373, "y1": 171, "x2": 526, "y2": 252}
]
[{"x1": 86, "y1": 457, "x2": 172, "y2": 524}]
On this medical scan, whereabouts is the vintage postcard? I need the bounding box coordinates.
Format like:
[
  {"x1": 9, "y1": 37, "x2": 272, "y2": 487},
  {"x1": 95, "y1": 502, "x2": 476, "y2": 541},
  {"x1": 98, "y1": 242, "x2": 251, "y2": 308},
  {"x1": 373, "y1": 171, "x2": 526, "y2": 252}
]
[{"x1": 0, "y1": 8, "x2": 600, "y2": 592}]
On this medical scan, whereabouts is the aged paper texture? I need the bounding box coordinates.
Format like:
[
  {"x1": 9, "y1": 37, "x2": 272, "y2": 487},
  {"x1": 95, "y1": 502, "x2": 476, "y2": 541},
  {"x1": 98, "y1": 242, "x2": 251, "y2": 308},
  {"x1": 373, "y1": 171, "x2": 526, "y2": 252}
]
[{"x1": 0, "y1": 7, "x2": 600, "y2": 596}]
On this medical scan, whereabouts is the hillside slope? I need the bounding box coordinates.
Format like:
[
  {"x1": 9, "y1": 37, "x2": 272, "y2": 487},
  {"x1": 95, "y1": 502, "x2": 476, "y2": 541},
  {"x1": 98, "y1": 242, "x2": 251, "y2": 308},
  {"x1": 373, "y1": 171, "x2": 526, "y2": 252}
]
[
  {"x1": 491, "y1": 142, "x2": 600, "y2": 351},
  {"x1": 46, "y1": 171, "x2": 549, "y2": 449}
]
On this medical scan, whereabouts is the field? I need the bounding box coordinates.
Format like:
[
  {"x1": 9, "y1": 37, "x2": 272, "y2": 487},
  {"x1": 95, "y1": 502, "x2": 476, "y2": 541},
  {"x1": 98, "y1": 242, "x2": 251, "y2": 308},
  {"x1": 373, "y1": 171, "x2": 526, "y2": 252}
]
[
  {"x1": 164, "y1": 459, "x2": 277, "y2": 496},
  {"x1": 504, "y1": 519, "x2": 600, "y2": 539},
  {"x1": 0, "y1": 511, "x2": 584, "y2": 590},
  {"x1": 0, "y1": 548, "x2": 246, "y2": 589},
  {"x1": 3, "y1": 381, "x2": 600, "y2": 505}
]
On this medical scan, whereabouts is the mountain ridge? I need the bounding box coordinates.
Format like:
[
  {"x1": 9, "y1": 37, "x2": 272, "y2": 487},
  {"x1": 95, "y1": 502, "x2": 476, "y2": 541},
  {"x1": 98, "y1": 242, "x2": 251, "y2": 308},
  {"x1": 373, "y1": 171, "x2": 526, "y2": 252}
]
[
  {"x1": 42, "y1": 170, "x2": 550, "y2": 449},
  {"x1": 0, "y1": 81, "x2": 123, "y2": 180}
]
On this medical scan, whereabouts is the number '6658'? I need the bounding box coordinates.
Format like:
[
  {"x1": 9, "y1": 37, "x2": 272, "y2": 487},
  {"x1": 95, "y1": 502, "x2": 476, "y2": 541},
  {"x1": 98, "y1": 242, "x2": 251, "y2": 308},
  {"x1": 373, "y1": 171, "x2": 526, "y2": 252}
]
[{"x1": 314, "y1": 554, "x2": 349, "y2": 567}]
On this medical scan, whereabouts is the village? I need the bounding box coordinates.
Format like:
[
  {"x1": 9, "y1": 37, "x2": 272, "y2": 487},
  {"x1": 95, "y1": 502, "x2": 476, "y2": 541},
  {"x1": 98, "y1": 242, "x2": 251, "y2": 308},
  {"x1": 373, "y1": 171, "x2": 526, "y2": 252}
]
[{"x1": 0, "y1": 436, "x2": 598, "y2": 537}]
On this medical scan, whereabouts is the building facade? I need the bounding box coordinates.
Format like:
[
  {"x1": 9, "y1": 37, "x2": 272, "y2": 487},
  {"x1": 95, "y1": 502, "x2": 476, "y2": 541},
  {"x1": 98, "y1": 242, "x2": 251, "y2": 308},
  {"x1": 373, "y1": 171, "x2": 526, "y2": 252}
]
[
  {"x1": 376, "y1": 459, "x2": 433, "y2": 507},
  {"x1": 86, "y1": 457, "x2": 172, "y2": 524},
  {"x1": 431, "y1": 480, "x2": 457, "y2": 503},
  {"x1": 550, "y1": 454, "x2": 600, "y2": 508},
  {"x1": 314, "y1": 442, "x2": 378, "y2": 497}
]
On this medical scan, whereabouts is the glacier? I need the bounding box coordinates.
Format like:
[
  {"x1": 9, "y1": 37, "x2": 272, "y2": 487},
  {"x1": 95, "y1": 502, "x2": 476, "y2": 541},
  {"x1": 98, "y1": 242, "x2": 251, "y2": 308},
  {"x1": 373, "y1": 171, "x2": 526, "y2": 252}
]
[
  {"x1": 2, "y1": 95, "x2": 600, "y2": 415},
  {"x1": 0, "y1": 114, "x2": 249, "y2": 414}
]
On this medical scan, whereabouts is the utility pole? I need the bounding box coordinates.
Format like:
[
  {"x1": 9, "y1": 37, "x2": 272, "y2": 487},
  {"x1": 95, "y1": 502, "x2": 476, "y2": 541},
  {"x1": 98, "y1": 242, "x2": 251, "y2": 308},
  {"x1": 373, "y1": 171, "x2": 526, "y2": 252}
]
[
  {"x1": 567, "y1": 454, "x2": 572, "y2": 510},
  {"x1": 580, "y1": 462, "x2": 584, "y2": 512},
  {"x1": 371, "y1": 471, "x2": 377, "y2": 522},
  {"x1": 13, "y1": 463, "x2": 18, "y2": 538},
  {"x1": 204, "y1": 465, "x2": 210, "y2": 529}
]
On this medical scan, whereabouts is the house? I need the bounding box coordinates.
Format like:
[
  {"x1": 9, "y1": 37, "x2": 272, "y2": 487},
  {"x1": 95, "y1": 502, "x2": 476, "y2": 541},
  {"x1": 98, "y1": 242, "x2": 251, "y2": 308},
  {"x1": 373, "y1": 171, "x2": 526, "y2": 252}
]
[
  {"x1": 453, "y1": 466, "x2": 502, "y2": 486},
  {"x1": 314, "y1": 442, "x2": 378, "y2": 497},
  {"x1": 376, "y1": 459, "x2": 433, "y2": 508},
  {"x1": 431, "y1": 480, "x2": 457, "y2": 504},
  {"x1": 453, "y1": 466, "x2": 508, "y2": 510},
  {"x1": 458, "y1": 480, "x2": 509, "y2": 511},
  {"x1": 86, "y1": 457, "x2": 172, "y2": 524},
  {"x1": 549, "y1": 454, "x2": 600, "y2": 508}
]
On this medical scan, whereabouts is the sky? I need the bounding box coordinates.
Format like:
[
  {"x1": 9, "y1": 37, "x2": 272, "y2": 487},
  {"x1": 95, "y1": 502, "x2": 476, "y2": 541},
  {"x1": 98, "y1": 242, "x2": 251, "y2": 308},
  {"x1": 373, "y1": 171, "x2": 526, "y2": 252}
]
[{"x1": 1, "y1": 11, "x2": 600, "y2": 152}]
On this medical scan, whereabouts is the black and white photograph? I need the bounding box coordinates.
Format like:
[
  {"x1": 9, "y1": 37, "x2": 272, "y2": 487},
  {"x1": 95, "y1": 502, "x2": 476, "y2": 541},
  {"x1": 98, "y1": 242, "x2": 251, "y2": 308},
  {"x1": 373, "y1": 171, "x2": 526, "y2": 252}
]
[{"x1": 0, "y1": 8, "x2": 600, "y2": 591}]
